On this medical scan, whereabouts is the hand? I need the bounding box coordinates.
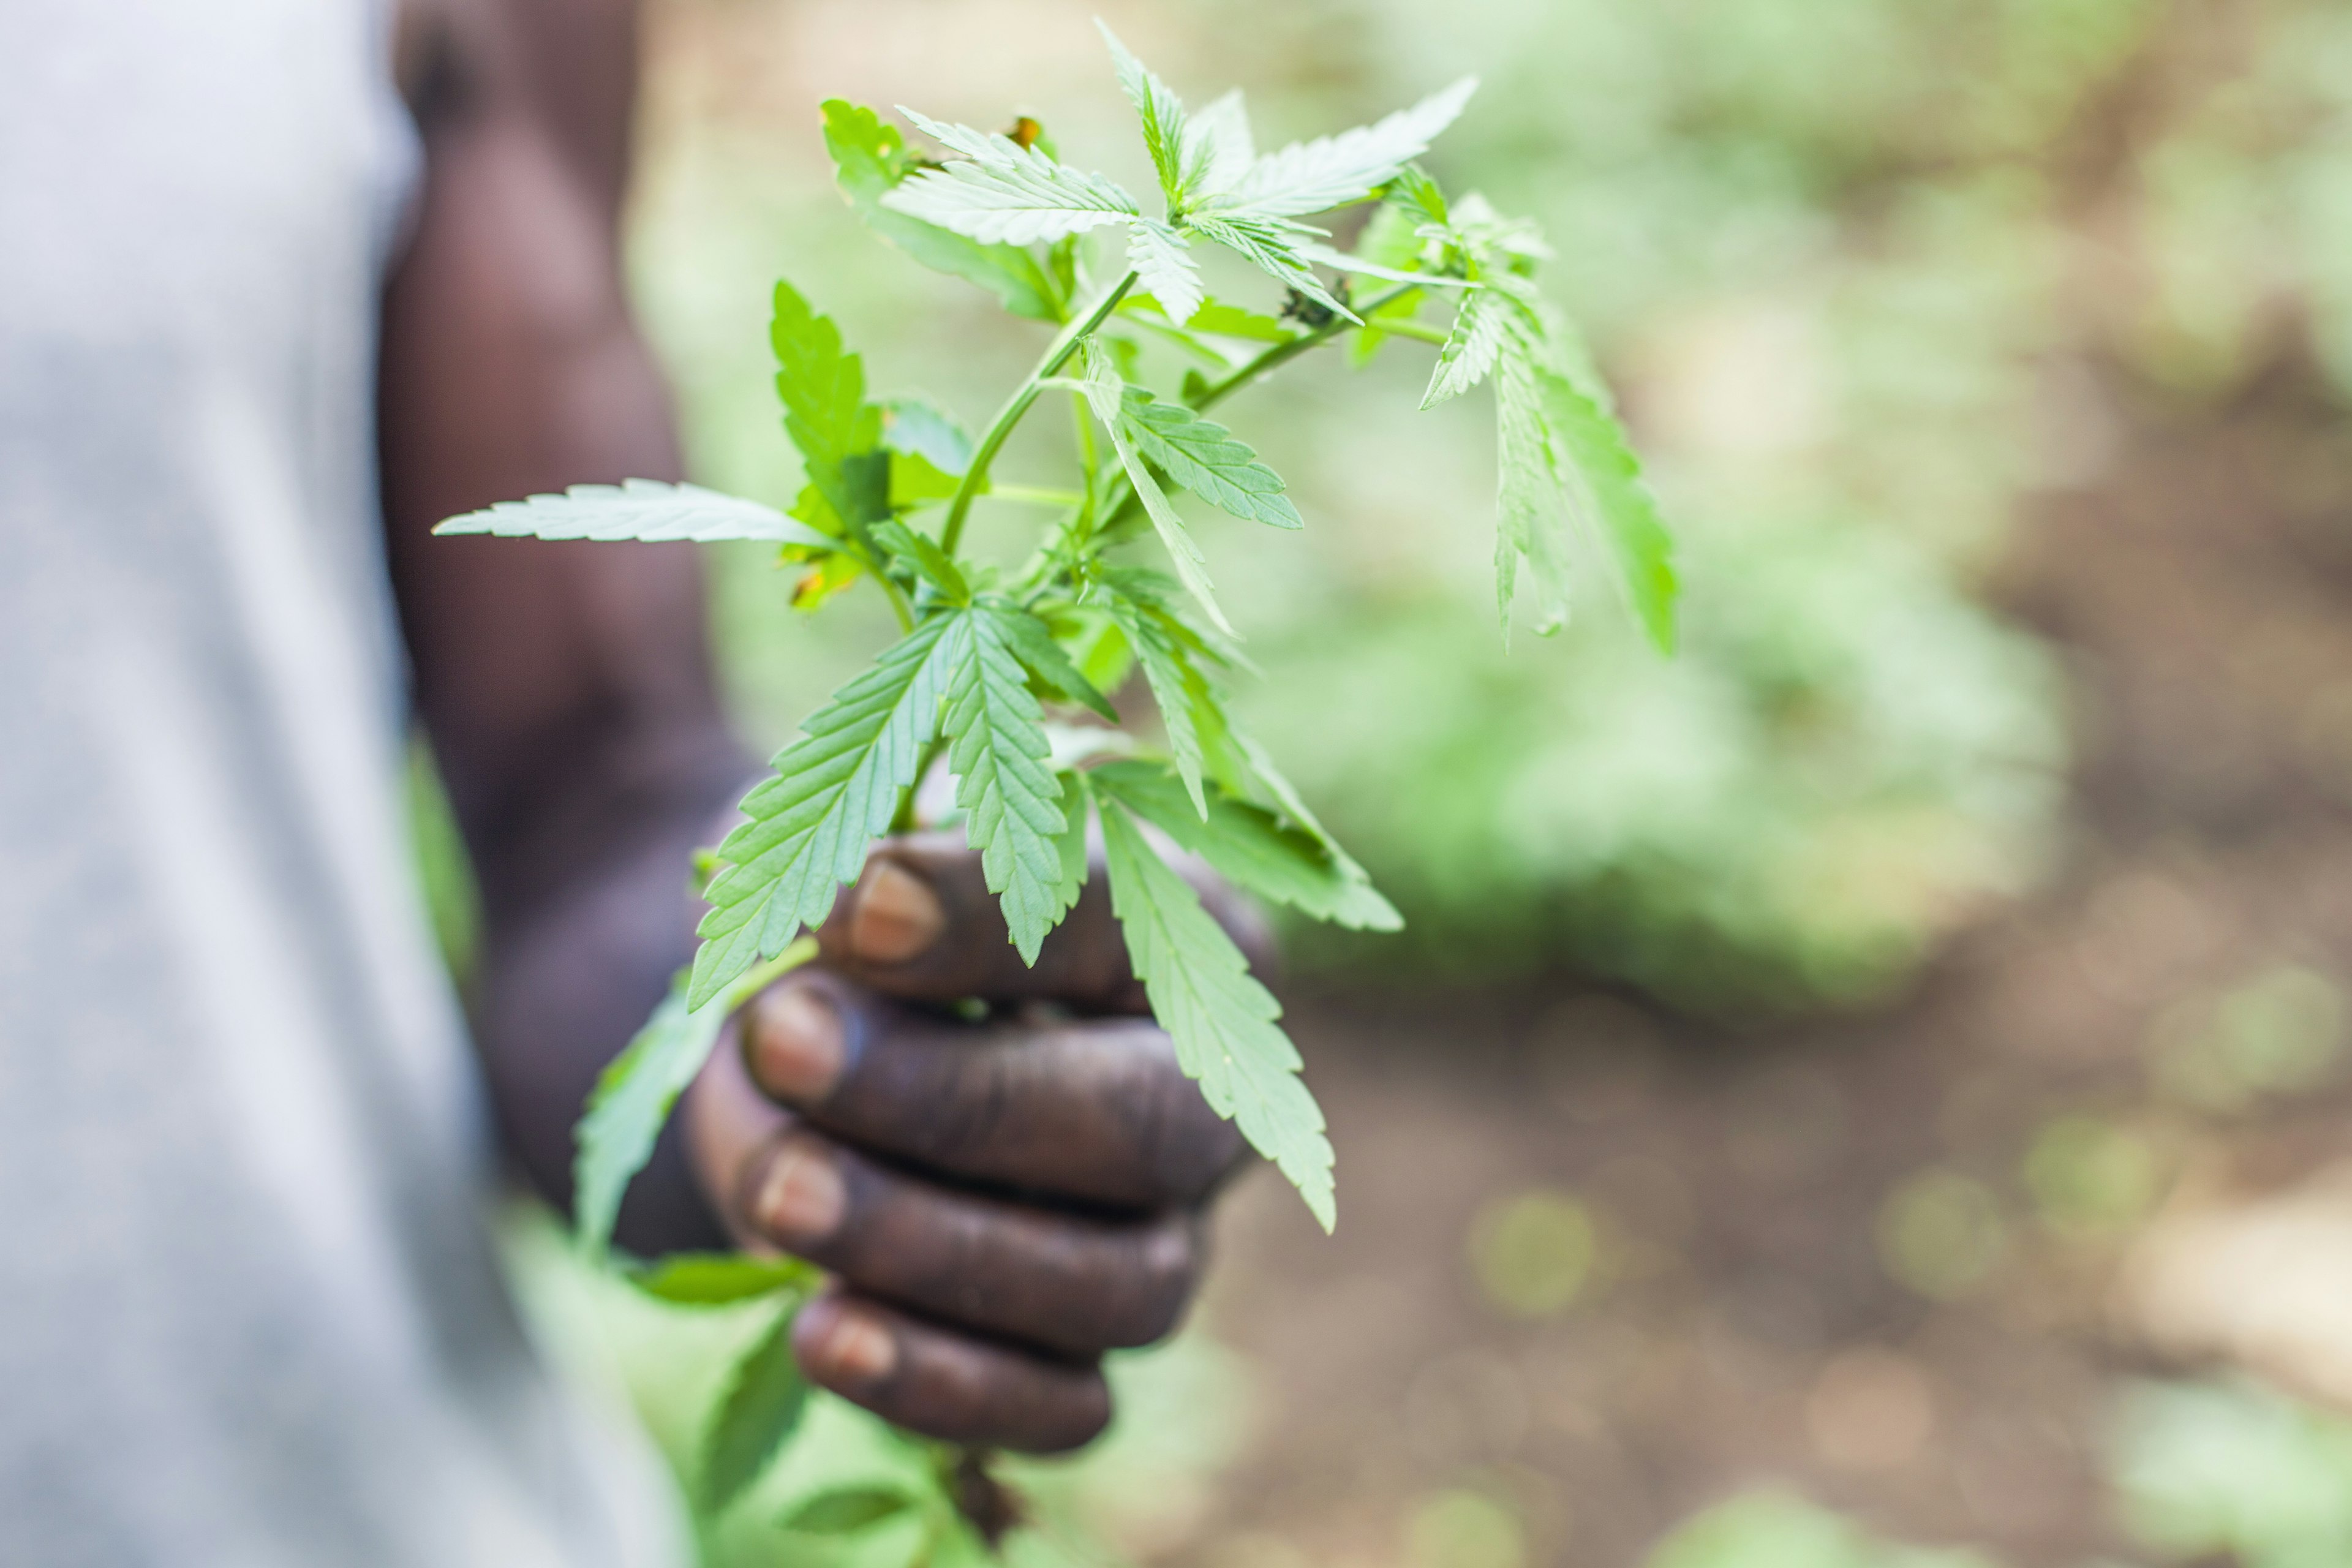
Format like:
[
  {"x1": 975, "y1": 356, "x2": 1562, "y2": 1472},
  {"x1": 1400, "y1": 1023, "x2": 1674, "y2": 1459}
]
[{"x1": 683, "y1": 832, "x2": 1258, "y2": 1453}]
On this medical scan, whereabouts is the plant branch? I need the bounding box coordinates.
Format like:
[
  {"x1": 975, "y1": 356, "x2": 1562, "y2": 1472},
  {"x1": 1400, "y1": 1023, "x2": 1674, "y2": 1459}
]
[{"x1": 938, "y1": 271, "x2": 1140, "y2": 559}]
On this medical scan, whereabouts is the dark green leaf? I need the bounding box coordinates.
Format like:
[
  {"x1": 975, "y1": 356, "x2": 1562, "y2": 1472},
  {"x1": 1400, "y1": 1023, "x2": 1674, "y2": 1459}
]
[{"x1": 701, "y1": 1306, "x2": 810, "y2": 1514}]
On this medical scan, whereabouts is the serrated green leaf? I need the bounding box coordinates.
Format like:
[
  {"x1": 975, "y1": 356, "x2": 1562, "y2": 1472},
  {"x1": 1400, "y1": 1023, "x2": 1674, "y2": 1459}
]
[
  {"x1": 1387, "y1": 163, "x2": 1452, "y2": 228},
  {"x1": 1118, "y1": 390, "x2": 1302, "y2": 529},
  {"x1": 1182, "y1": 89, "x2": 1255, "y2": 199},
  {"x1": 630, "y1": 1253, "x2": 818, "y2": 1306},
  {"x1": 994, "y1": 605, "x2": 1120, "y2": 721},
  {"x1": 435, "y1": 480, "x2": 839, "y2": 548},
  {"x1": 1052, "y1": 771, "x2": 1091, "y2": 915},
  {"x1": 1089, "y1": 761, "x2": 1401, "y2": 931},
  {"x1": 1210, "y1": 77, "x2": 1477, "y2": 221},
  {"x1": 1098, "y1": 799, "x2": 1335, "y2": 1231},
  {"x1": 1422, "y1": 285, "x2": 1507, "y2": 409},
  {"x1": 781, "y1": 1486, "x2": 918, "y2": 1536},
  {"x1": 944, "y1": 610, "x2": 1071, "y2": 965},
  {"x1": 1100, "y1": 22, "x2": 1189, "y2": 206},
  {"x1": 1489, "y1": 293, "x2": 1678, "y2": 651},
  {"x1": 575, "y1": 943, "x2": 813, "y2": 1257},
  {"x1": 884, "y1": 108, "x2": 1139, "y2": 246},
  {"x1": 771, "y1": 281, "x2": 889, "y2": 536},
  {"x1": 821, "y1": 100, "x2": 1061, "y2": 322},
  {"x1": 1082, "y1": 339, "x2": 1233, "y2": 635},
  {"x1": 692, "y1": 616, "x2": 966, "y2": 1008},
  {"x1": 1104, "y1": 589, "x2": 1212, "y2": 816},
  {"x1": 868, "y1": 521, "x2": 970, "y2": 602},
  {"x1": 701, "y1": 1304, "x2": 810, "y2": 1514},
  {"x1": 1126, "y1": 219, "x2": 1205, "y2": 330},
  {"x1": 1185, "y1": 214, "x2": 1355, "y2": 323}
]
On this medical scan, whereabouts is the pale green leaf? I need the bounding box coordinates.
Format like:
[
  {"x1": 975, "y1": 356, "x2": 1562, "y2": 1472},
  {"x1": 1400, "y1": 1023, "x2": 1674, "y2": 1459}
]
[
  {"x1": 1298, "y1": 241, "x2": 1475, "y2": 289},
  {"x1": 1182, "y1": 89, "x2": 1255, "y2": 199},
  {"x1": 1118, "y1": 389, "x2": 1303, "y2": 529},
  {"x1": 575, "y1": 943, "x2": 813, "y2": 1257},
  {"x1": 1099, "y1": 799, "x2": 1335, "y2": 1231},
  {"x1": 1185, "y1": 214, "x2": 1355, "y2": 323},
  {"x1": 781, "y1": 1487, "x2": 917, "y2": 1536},
  {"x1": 1082, "y1": 339, "x2": 1233, "y2": 635},
  {"x1": 1051, "y1": 771, "x2": 1091, "y2": 916},
  {"x1": 1212, "y1": 77, "x2": 1477, "y2": 221},
  {"x1": 1089, "y1": 760, "x2": 1401, "y2": 931},
  {"x1": 435, "y1": 480, "x2": 837, "y2": 548},
  {"x1": 1104, "y1": 589, "x2": 1212, "y2": 818},
  {"x1": 880, "y1": 394, "x2": 973, "y2": 476},
  {"x1": 944, "y1": 609, "x2": 1072, "y2": 964},
  {"x1": 692, "y1": 616, "x2": 966, "y2": 1008},
  {"x1": 630, "y1": 1253, "x2": 817, "y2": 1307},
  {"x1": 701, "y1": 1304, "x2": 809, "y2": 1514},
  {"x1": 883, "y1": 108, "x2": 1139, "y2": 246},
  {"x1": 1099, "y1": 21, "x2": 1189, "y2": 205},
  {"x1": 821, "y1": 99, "x2": 1061, "y2": 322},
  {"x1": 1422, "y1": 285, "x2": 1508, "y2": 409},
  {"x1": 1127, "y1": 219, "x2": 1205, "y2": 330},
  {"x1": 1489, "y1": 294, "x2": 1678, "y2": 651}
]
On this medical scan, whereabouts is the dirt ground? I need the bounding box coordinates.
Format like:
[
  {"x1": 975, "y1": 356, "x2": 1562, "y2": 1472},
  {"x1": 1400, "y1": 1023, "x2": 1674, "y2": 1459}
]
[{"x1": 1171, "y1": 362, "x2": 2352, "y2": 1567}]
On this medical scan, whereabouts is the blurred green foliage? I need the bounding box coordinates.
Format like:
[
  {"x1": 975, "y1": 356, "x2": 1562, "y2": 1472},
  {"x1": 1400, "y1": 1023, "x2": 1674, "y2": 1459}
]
[
  {"x1": 502, "y1": 1204, "x2": 1254, "y2": 1568},
  {"x1": 1643, "y1": 1493, "x2": 2001, "y2": 1568},
  {"x1": 2109, "y1": 1379, "x2": 2352, "y2": 1568}
]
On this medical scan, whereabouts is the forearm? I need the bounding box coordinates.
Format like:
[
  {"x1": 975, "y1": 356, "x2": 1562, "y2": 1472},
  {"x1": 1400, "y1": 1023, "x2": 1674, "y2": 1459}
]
[
  {"x1": 469, "y1": 737, "x2": 752, "y2": 1252},
  {"x1": 380, "y1": 0, "x2": 747, "y2": 1250}
]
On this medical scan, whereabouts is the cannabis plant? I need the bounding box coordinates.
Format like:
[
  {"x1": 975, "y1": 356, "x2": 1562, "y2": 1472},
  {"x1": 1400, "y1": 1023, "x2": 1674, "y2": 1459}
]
[{"x1": 440, "y1": 24, "x2": 1675, "y2": 1545}]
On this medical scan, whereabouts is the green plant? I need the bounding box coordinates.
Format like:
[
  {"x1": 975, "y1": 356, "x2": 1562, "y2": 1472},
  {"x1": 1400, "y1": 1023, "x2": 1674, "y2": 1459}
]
[{"x1": 439, "y1": 26, "x2": 1674, "y2": 1554}]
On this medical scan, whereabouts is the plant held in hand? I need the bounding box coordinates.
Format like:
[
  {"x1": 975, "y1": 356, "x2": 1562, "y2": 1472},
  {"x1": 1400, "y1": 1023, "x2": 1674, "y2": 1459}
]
[{"x1": 440, "y1": 23, "x2": 1675, "y2": 1539}]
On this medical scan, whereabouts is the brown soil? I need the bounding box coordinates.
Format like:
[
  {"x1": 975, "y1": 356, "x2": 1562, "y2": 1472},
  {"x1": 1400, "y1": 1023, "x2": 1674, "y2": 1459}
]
[{"x1": 1183, "y1": 363, "x2": 2352, "y2": 1567}]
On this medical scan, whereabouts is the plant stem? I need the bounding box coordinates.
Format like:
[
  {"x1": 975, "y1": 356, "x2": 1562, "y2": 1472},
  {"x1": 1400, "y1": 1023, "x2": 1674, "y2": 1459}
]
[
  {"x1": 938, "y1": 270, "x2": 1139, "y2": 559},
  {"x1": 1191, "y1": 282, "x2": 1422, "y2": 413}
]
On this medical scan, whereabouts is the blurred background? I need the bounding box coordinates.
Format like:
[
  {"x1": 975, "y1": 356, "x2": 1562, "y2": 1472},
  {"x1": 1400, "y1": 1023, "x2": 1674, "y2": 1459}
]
[{"x1": 426, "y1": 0, "x2": 2352, "y2": 1562}]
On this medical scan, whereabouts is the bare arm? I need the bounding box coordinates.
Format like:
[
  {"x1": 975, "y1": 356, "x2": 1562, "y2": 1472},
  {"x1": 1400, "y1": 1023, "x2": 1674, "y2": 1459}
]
[
  {"x1": 380, "y1": 0, "x2": 743, "y2": 1250},
  {"x1": 374, "y1": 0, "x2": 1254, "y2": 1450}
]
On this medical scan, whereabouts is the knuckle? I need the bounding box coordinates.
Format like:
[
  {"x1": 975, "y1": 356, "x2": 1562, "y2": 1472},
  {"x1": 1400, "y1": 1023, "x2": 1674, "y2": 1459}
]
[{"x1": 1101, "y1": 1218, "x2": 1199, "y2": 1348}]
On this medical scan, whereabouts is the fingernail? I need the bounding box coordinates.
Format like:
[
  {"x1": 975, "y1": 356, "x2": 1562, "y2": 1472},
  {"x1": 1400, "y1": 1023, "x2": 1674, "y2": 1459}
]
[
  {"x1": 750, "y1": 1140, "x2": 845, "y2": 1245},
  {"x1": 748, "y1": 986, "x2": 846, "y2": 1103},
  {"x1": 850, "y1": 861, "x2": 945, "y2": 964},
  {"x1": 810, "y1": 1303, "x2": 897, "y2": 1387}
]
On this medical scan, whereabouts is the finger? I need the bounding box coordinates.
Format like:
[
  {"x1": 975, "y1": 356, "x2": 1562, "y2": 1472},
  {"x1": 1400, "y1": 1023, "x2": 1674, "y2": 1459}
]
[
  {"x1": 743, "y1": 974, "x2": 1246, "y2": 1208},
  {"x1": 739, "y1": 1128, "x2": 1200, "y2": 1356},
  {"x1": 793, "y1": 1288, "x2": 1111, "y2": 1455},
  {"x1": 815, "y1": 834, "x2": 1147, "y2": 1009}
]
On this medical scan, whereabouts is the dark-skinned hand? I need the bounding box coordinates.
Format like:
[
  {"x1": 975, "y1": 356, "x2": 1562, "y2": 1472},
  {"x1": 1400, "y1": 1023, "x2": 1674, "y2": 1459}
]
[{"x1": 682, "y1": 832, "x2": 1260, "y2": 1455}]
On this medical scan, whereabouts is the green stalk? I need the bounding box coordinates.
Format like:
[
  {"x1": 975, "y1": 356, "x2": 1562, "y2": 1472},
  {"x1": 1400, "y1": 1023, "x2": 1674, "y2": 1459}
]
[{"x1": 937, "y1": 270, "x2": 1139, "y2": 559}]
